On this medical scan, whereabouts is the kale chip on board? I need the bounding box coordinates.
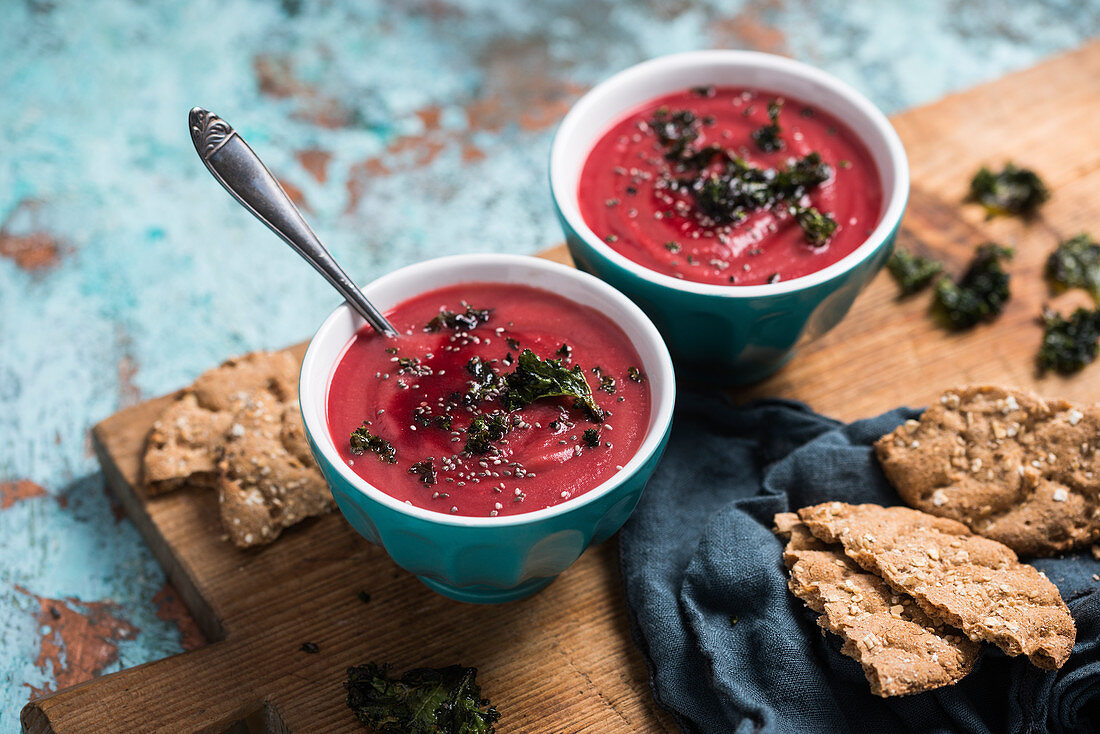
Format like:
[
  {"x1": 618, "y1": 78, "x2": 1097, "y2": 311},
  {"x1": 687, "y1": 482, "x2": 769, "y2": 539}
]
[
  {"x1": 968, "y1": 163, "x2": 1049, "y2": 218},
  {"x1": 1046, "y1": 233, "x2": 1100, "y2": 302},
  {"x1": 886, "y1": 247, "x2": 944, "y2": 295},
  {"x1": 934, "y1": 243, "x2": 1014, "y2": 329},
  {"x1": 1038, "y1": 307, "x2": 1100, "y2": 374},
  {"x1": 345, "y1": 663, "x2": 500, "y2": 734}
]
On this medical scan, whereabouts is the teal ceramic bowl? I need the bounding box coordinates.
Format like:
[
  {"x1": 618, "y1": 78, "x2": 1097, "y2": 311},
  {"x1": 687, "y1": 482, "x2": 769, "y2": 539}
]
[
  {"x1": 550, "y1": 50, "x2": 909, "y2": 384},
  {"x1": 299, "y1": 254, "x2": 676, "y2": 604}
]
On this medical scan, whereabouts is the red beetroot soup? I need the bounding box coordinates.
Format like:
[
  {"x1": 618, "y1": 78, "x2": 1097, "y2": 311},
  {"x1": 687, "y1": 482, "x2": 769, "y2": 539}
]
[
  {"x1": 326, "y1": 282, "x2": 651, "y2": 518},
  {"x1": 579, "y1": 86, "x2": 883, "y2": 286}
]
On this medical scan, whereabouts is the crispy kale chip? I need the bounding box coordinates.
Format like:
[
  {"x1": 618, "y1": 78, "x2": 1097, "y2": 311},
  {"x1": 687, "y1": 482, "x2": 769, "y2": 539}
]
[
  {"x1": 1038, "y1": 307, "x2": 1100, "y2": 374},
  {"x1": 648, "y1": 107, "x2": 700, "y2": 160},
  {"x1": 886, "y1": 247, "x2": 944, "y2": 295},
  {"x1": 350, "y1": 424, "x2": 396, "y2": 463},
  {"x1": 791, "y1": 206, "x2": 837, "y2": 248},
  {"x1": 582, "y1": 428, "x2": 600, "y2": 448},
  {"x1": 933, "y1": 243, "x2": 1014, "y2": 329},
  {"x1": 345, "y1": 663, "x2": 500, "y2": 734},
  {"x1": 408, "y1": 458, "x2": 437, "y2": 486},
  {"x1": 751, "y1": 99, "x2": 784, "y2": 153},
  {"x1": 501, "y1": 349, "x2": 604, "y2": 422},
  {"x1": 425, "y1": 304, "x2": 492, "y2": 333},
  {"x1": 464, "y1": 412, "x2": 511, "y2": 455},
  {"x1": 1046, "y1": 233, "x2": 1100, "y2": 302},
  {"x1": 968, "y1": 163, "x2": 1049, "y2": 218}
]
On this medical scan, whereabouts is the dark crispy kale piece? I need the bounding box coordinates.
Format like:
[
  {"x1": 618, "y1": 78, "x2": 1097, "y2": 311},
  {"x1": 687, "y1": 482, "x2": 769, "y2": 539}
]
[
  {"x1": 464, "y1": 412, "x2": 511, "y2": 455},
  {"x1": 791, "y1": 206, "x2": 837, "y2": 248},
  {"x1": 968, "y1": 163, "x2": 1049, "y2": 218},
  {"x1": 425, "y1": 304, "x2": 492, "y2": 332},
  {"x1": 501, "y1": 350, "x2": 604, "y2": 422},
  {"x1": 350, "y1": 424, "x2": 396, "y2": 463},
  {"x1": 933, "y1": 243, "x2": 1014, "y2": 329},
  {"x1": 687, "y1": 153, "x2": 834, "y2": 246},
  {"x1": 1038, "y1": 307, "x2": 1100, "y2": 374},
  {"x1": 591, "y1": 366, "x2": 616, "y2": 395},
  {"x1": 751, "y1": 99, "x2": 784, "y2": 152},
  {"x1": 627, "y1": 366, "x2": 645, "y2": 383},
  {"x1": 408, "y1": 458, "x2": 437, "y2": 486},
  {"x1": 1046, "y1": 233, "x2": 1100, "y2": 302},
  {"x1": 648, "y1": 107, "x2": 700, "y2": 160},
  {"x1": 345, "y1": 663, "x2": 500, "y2": 734},
  {"x1": 463, "y1": 356, "x2": 500, "y2": 407},
  {"x1": 582, "y1": 428, "x2": 600, "y2": 448},
  {"x1": 886, "y1": 247, "x2": 944, "y2": 295}
]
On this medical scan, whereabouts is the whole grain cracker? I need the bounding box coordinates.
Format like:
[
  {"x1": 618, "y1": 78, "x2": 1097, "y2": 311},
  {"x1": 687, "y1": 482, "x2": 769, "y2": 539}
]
[
  {"x1": 143, "y1": 393, "x2": 232, "y2": 495},
  {"x1": 774, "y1": 512, "x2": 979, "y2": 697},
  {"x1": 217, "y1": 389, "x2": 333, "y2": 548},
  {"x1": 798, "y1": 502, "x2": 1075, "y2": 670},
  {"x1": 876, "y1": 385, "x2": 1100, "y2": 556}
]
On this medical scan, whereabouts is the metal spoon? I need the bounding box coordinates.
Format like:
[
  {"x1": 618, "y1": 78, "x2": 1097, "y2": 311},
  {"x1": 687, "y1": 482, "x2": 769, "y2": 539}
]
[{"x1": 188, "y1": 107, "x2": 399, "y2": 338}]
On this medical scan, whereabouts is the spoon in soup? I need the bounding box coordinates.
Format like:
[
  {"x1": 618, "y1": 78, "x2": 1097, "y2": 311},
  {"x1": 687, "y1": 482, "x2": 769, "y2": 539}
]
[{"x1": 188, "y1": 107, "x2": 399, "y2": 338}]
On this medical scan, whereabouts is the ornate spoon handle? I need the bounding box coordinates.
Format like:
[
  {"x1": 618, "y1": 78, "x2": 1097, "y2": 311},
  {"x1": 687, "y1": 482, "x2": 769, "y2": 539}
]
[{"x1": 188, "y1": 107, "x2": 398, "y2": 338}]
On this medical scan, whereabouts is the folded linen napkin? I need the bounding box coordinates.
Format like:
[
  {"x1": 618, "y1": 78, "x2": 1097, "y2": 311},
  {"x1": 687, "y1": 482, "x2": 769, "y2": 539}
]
[{"x1": 619, "y1": 393, "x2": 1100, "y2": 734}]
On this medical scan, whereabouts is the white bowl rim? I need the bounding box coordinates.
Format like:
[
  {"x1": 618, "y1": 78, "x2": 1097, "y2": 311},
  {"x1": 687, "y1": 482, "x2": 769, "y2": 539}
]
[
  {"x1": 549, "y1": 49, "x2": 910, "y2": 298},
  {"x1": 299, "y1": 253, "x2": 677, "y2": 528}
]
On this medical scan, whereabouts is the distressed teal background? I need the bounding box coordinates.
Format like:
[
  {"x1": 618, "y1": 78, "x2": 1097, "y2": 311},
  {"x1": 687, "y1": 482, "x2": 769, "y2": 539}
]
[{"x1": 1, "y1": 0, "x2": 1098, "y2": 726}]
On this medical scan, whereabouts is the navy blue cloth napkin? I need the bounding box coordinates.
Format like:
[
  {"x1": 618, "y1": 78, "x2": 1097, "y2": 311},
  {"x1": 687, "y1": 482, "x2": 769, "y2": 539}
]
[{"x1": 619, "y1": 393, "x2": 1100, "y2": 734}]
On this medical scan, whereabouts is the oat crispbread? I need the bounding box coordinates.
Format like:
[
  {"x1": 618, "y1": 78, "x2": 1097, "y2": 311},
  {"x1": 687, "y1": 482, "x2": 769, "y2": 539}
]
[
  {"x1": 798, "y1": 502, "x2": 1076, "y2": 670},
  {"x1": 774, "y1": 513, "x2": 979, "y2": 696},
  {"x1": 875, "y1": 385, "x2": 1100, "y2": 556}
]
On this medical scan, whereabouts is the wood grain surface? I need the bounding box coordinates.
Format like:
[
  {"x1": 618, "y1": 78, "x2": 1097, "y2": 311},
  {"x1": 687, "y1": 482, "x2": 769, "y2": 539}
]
[{"x1": 22, "y1": 42, "x2": 1100, "y2": 733}]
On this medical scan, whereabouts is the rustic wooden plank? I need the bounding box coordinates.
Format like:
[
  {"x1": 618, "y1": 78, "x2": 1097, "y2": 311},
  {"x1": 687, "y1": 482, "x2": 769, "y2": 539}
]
[{"x1": 23, "y1": 42, "x2": 1100, "y2": 733}]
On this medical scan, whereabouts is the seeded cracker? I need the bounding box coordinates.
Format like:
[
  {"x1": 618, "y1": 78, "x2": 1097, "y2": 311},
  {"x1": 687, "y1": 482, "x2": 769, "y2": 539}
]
[
  {"x1": 142, "y1": 351, "x2": 301, "y2": 493},
  {"x1": 798, "y1": 503, "x2": 1075, "y2": 670},
  {"x1": 875, "y1": 385, "x2": 1100, "y2": 556},
  {"x1": 142, "y1": 351, "x2": 333, "y2": 547},
  {"x1": 774, "y1": 513, "x2": 978, "y2": 696},
  {"x1": 218, "y1": 389, "x2": 333, "y2": 548}
]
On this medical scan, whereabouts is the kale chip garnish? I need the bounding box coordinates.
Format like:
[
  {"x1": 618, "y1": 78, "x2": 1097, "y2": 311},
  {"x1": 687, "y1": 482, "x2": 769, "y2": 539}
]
[
  {"x1": 350, "y1": 424, "x2": 396, "y2": 463},
  {"x1": 1046, "y1": 233, "x2": 1100, "y2": 302},
  {"x1": 425, "y1": 304, "x2": 492, "y2": 332},
  {"x1": 582, "y1": 428, "x2": 600, "y2": 448},
  {"x1": 1038, "y1": 307, "x2": 1100, "y2": 374},
  {"x1": 648, "y1": 107, "x2": 700, "y2": 160},
  {"x1": 933, "y1": 243, "x2": 1014, "y2": 329},
  {"x1": 501, "y1": 349, "x2": 604, "y2": 423},
  {"x1": 686, "y1": 153, "x2": 835, "y2": 246},
  {"x1": 886, "y1": 247, "x2": 944, "y2": 295},
  {"x1": 464, "y1": 412, "x2": 511, "y2": 455},
  {"x1": 463, "y1": 356, "x2": 500, "y2": 407},
  {"x1": 968, "y1": 163, "x2": 1049, "y2": 218},
  {"x1": 751, "y1": 99, "x2": 784, "y2": 153},
  {"x1": 344, "y1": 663, "x2": 500, "y2": 734},
  {"x1": 791, "y1": 206, "x2": 837, "y2": 248},
  {"x1": 408, "y1": 458, "x2": 437, "y2": 486}
]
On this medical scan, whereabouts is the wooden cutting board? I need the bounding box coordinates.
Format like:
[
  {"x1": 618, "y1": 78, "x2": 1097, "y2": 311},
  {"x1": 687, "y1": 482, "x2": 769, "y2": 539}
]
[{"x1": 22, "y1": 42, "x2": 1100, "y2": 733}]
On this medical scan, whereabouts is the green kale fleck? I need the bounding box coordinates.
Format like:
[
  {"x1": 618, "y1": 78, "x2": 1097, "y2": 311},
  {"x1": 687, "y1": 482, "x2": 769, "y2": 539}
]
[
  {"x1": 556, "y1": 342, "x2": 573, "y2": 360},
  {"x1": 501, "y1": 349, "x2": 604, "y2": 423},
  {"x1": 583, "y1": 428, "x2": 600, "y2": 448},
  {"x1": 791, "y1": 206, "x2": 837, "y2": 247},
  {"x1": 886, "y1": 248, "x2": 944, "y2": 295},
  {"x1": 690, "y1": 85, "x2": 716, "y2": 98},
  {"x1": 627, "y1": 366, "x2": 646, "y2": 383},
  {"x1": 1046, "y1": 233, "x2": 1100, "y2": 302},
  {"x1": 968, "y1": 163, "x2": 1049, "y2": 218},
  {"x1": 933, "y1": 243, "x2": 1014, "y2": 330},
  {"x1": 464, "y1": 412, "x2": 511, "y2": 455},
  {"x1": 433, "y1": 413, "x2": 454, "y2": 432},
  {"x1": 648, "y1": 107, "x2": 700, "y2": 160},
  {"x1": 345, "y1": 663, "x2": 500, "y2": 734},
  {"x1": 350, "y1": 424, "x2": 396, "y2": 463},
  {"x1": 408, "y1": 458, "x2": 437, "y2": 486},
  {"x1": 425, "y1": 304, "x2": 492, "y2": 332},
  {"x1": 664, "y1": 240, "x2": 682, "y2": 253},
  {"x1": 591, "y1": 366, "x2": 616, "y2": 395},
  {"x1": 463, "y1": 356, "x2": 500, "y2": 406},
  {"x1": 505, "y1": 337, "x2": 521, "y2": 351},
  {"x1": 1038, "y1": 307, "x2": 1100, "y2": 374},
  {"x1": 751, "y1": 99, "x2": 784, "y2": 153},
  {"x1": 384, "y1": 347, "x2": 399, "y2": 355}
]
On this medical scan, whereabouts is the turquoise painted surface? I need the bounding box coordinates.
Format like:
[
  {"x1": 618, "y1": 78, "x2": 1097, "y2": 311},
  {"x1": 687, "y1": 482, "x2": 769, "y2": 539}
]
[{"x1": 0, "y1": 0, "x2": 1097, "y2": 725}]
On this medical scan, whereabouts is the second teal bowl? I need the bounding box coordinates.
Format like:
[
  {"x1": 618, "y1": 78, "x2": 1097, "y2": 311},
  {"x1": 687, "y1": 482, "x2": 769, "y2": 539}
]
[{"x1": 550, "y1": 51, "x2": 909, "y2": 384}]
